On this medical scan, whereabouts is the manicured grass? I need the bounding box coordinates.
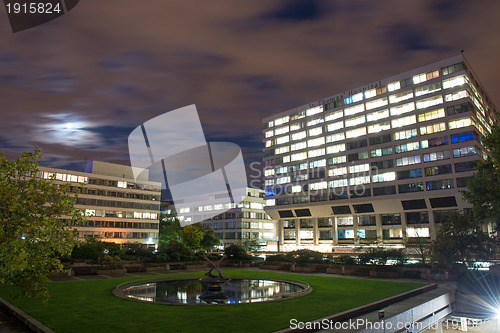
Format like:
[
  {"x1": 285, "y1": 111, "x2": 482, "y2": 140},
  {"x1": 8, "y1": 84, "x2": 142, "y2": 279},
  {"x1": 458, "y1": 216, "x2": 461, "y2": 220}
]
[{"x1": 0, "y1": 270, "x2": 425, "y2": 333}]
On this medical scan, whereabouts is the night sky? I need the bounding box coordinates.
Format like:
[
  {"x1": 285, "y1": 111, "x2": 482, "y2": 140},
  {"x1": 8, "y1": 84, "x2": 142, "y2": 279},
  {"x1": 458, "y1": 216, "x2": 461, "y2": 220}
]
[{"x1": 1, "y1": 0, "x2": 499, "y2": 187}]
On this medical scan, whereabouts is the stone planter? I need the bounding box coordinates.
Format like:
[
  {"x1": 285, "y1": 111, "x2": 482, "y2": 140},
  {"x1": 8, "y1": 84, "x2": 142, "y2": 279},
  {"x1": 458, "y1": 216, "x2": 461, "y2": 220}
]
[
  {"x1": 369, "y1": 269, "x2": 400, "y2": 278},
  {"x1": 326, "y1": 266, "x2": 354, "y2": 275},
  {"x1": 96, "y1": 268, "x2": 127, "y2": 275},
  {"x1": 145, "y1": 266, "x2": 171, "y2": 273}
]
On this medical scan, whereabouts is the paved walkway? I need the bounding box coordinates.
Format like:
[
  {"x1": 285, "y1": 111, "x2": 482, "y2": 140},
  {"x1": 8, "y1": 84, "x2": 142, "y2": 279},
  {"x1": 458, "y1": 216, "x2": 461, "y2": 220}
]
[{"x1": 0, "y1": 307, "x2": 31, "y2": 333}]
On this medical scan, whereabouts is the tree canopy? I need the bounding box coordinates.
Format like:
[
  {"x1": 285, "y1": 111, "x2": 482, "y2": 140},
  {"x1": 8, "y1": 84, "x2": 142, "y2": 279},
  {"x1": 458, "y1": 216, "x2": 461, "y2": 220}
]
[
  {"x1": 462, "y1": 123, "x2": 500, "y2": 229},
  {"x1": 431, "y1": 212, "x2": 495, "y2": 269},
  {"x1": 0, "y1": 149, "x2": 84, "y2": 300}
]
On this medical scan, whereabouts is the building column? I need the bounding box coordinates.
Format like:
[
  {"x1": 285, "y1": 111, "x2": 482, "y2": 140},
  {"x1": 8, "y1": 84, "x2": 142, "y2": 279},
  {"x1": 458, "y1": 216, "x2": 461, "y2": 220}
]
[
  {"x1": 376, "y1": 214, "x2": 383, "y2": 244},
  {"x1": 352, "y1": 214, "x2": 359, "y2": 245},
  {"x1": 428, "y1": 210, "x2": 437, "y2": 241},
  {"x1": 401, "y1": 212, "x2": 408, "y2": 242},
  {"x1": 313, "y1": 218, "x2": 319, "y2": 247},
  {"x1": 296, "y1": 219, "x2": 300, "y2": 248},
  {"x1": 332, "y1": 217, "x2": 338, "y2": 246}
]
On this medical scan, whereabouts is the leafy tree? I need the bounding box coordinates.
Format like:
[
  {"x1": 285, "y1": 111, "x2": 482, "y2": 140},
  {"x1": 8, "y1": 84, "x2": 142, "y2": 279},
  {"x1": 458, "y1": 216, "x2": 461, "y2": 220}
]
[
  {"x1": 71, "y1": 238, "x2": 121, "y2": 261},
  {"x1": 224, "y1": 244, "x2": 250, "y2": 260},
  {"x1": 200, "y1": 229, "x2": 220, "y2": 251},
  {"x1": 159, "y1": 240, "x2": 193, "y2": 262},
  {"x1": 404, "y1": 236, "x2": 431, "y2": 265},
  {"x1": 158, "y1": 211, "x2": 181, "y2": 247},
  {"x1": 462, "y1": 123, "x2": 500, "y2": 237},
  {"x1": 286, "y1": 249, "x2": 325, "y2": 263},
  {"x1": 431, "y1": 212, "x2": 495, "y2": 269},
  {"x1": 179, "y1": 224, "x2": 204, "y2": 251},
  {"x1": 0, "y1": 149, "x2": 84, "y2": 300},
  {"x1": 121, "y1": 241, "x2": 154, "y2": 260}
]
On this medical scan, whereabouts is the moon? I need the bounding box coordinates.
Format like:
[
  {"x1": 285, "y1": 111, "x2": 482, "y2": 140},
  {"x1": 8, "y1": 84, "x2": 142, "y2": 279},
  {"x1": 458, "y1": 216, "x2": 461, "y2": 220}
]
[{"x1": 65, "y1": 123, "x2": 73, "y2": 130}]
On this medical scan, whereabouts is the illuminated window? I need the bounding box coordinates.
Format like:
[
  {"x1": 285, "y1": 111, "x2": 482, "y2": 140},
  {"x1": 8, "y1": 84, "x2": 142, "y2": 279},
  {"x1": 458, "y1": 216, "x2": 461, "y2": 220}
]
[
  {"x1": 307, "y1": 117, "x2": 324, "y2": 127},
  {"x1": 413, "y1": 70, "x2": 439, "y2": 84},
  {"x1": 291, "y1": 131, "x2": 306, "y2": 141},
  {"x1": 344, "y1": 103, "x2": 365, "y2": 116},
  {"x1": 415, "y1": 82, "x2": 441, "y2": 97},
  {"x1": 308, "y1": 148, "x2": 325, "y2": 158},
  {"x1": 266, "y1": 121, "x2": 274, "y2": 128},
  {"x1": 445, "y1": 90, "x2": 468, "y2": 102},
  {"x1": 283, "y1": 155, "x2": 290, "y2": 163},
  {"x1": 387, "y1": 81, "x2": 401, "y2": 92},
  {"x1": 265, "y1": 179, "x2": 274, "y2": 186},
  {"x1": 426, "y1": 179, "x2": 453, "y2": 191},
  {"x1": 326, "y1": 143, "x2": 346, "y2": 155},
  {"x1": 368, "y1": 121, "x2": 391, "y2": 134},
  {"x1": 265, "y1": 130, "x2": 274, "y2": 138},
  {"x1": 365, "y1": 97, "x2": 388, "y2": 110},
  {"x1": 418, "y1": 108, "x2": 445, "y2": 122},
  {"x1": 389, "y1": 90, "x2": 413, "y2": 104},
  {"x1": 344, "y1": 92, "x2": 363, "y2": 105},
  {"x1": 310, "y1": 181, "x2": 328, "y2": 190},
  {"x1": 276, "y1": 135, "x2": 289, "y2": 145},
  {"x1": 345, "y1": 127, "x2": 367, "y2": 138},
  {"x1": 407, "y1": 227, "x2": 430, "y2": 237},
  {"x1": 395, "y1": 141, "x2": 419, "y2": 154},
  {"x1": 349, "y1": 176, "x2": 370, "y2": 186},
  {"x1": 370, "y1": 147, "x2": 393, "y2": 157},
  {"x1": 264, "y1": 168, "x2": 275, "y2": 176},
  {"x1": 266, "y1": 199, "x2": 275, "y2": 206},
  {"x1": 390, "y1": 102, "x2": 415, "y2": 116},
  {"x1": 290, "y1": 111, "x2": 305, "y2": 120},
  {"x1": 345, "y1": 115, "x2": 366, "y2": 127},
  {"x1": 325, "y1": 110, "x2": 343, "y2": 121},
  {"x1": 348, "y1": 163, "x2": 369, "y2": 173},
  {"x1": 326, "y1": 121, "x2": 344, "y2": 132},
  {"x1": 308, "y1": 137, "x2": 325, "y2": 147},
  {"x1": 396, "y1": 155, "x2": 421, "y2": 167},
  {"x1": 442, "y1": 75, "x2": 466, "y2": 89},
  {"x1": 291, "y1": 141, "x2": 307, "y2": 151},
  {"x1": 326, "y1": 132, "x2": 345, "y2": 143},
  {"x1": 422, "y1": 150, "x2": 450, "y2": 162},
  {"x1": 366, "y1": 109, "x2": 389, "y2": 122},
  {"x1": 275, "y1": 126, "x2": 289, "y2": 135},
  {"x1": 420, "y1": 122, "x2": 446, "y2": 135},
  {"x1": 328, "y1": 155, "x2": 347, "y2": 165},
  {"x1": 364, "y1": 86, "x2": 387, "y2": 99},
  {"x1": 117, "y1": 181, "x2": 127, "y2": 188},
  {"x1": 416, "y1": 95, "x2": 443, "y2": 109},
  {"x1": 265, "y1": 140, "x2": 273, "y2": 147},
  {"x1": 448, "y1": 117, "x2": 472, "y2": 130},
  {"x1": 291, "y1": 152, "x2": 307, "y2": 161},
  {"x1": 275, "y1": 146, "x2": 289, "y2": 155},
  {"x1": 290, "y1": 122, "x2": 302, "y2": 131},
  {"x1": 372, "y1": 171, "x2": 396, "y2": 183},
  {"x1": 308, "y1": 126, "x2": 323, "y2": 136},
  {"x1": 274, "y1": 116, "x2": 290, "y2": 126},
  {"x1": 309, "y1": 159, "x2": 326, "y2": 168},
  {"x1": 391, "y1": 115, "x2": 417, "y2": 128},
  {"x1": 276, "y1": 176, "x2": 291, "y2": 184},
  {"x1": 330, "y1": 179, "x2": 348, "y2": 188},
  {"x1": 452, "y1": 146, "x2": 479, "y2": 158},
  {"x1": 306, "y1": 105, "x2": 323, "y2": 116},
  {"x1": 291, "y1": 185, "x2": 302, "y2": 193},
  {"x1": 328, "y1": 167, "x2": 347, "y2": 176}
]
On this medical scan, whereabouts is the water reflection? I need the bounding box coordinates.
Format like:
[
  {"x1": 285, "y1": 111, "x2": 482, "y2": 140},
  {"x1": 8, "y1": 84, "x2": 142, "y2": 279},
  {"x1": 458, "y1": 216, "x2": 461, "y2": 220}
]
[{"x1": 120, "y1": 279, "x2": 307, "y2": 304}]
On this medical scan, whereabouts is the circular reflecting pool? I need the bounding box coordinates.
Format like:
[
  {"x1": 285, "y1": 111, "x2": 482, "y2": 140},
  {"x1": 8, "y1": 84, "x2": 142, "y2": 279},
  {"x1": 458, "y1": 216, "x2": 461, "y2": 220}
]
[{"x1": 114, "y1": 278, "x2": 311, "y2": 305}]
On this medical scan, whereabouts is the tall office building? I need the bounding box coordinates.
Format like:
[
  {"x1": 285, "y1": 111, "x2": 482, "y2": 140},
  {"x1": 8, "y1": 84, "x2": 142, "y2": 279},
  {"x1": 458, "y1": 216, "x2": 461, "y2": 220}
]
[
  {"x1": 38, "y1": 161, "x2": 161, "y2": 247},
  {"x1": 168, "y1": 187, "x2": 278, "y2": 250},
  {"x1": 262, "y1": 54, "x2": 497, "y2": 253}
]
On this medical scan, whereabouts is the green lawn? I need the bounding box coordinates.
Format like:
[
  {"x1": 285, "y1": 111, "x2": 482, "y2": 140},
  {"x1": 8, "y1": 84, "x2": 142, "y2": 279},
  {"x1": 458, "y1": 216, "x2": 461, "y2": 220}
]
[{"x1": 0, "y1": 270, "x2": 425, "y2": 333}]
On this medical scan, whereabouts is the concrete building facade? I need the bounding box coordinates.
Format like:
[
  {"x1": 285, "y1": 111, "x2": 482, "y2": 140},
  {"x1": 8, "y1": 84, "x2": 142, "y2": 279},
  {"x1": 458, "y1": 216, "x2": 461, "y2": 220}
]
[
  {"x1": 38, "y1": 161, "x2": 161, "y2": 248},
  {"x1": 262, "y1": 54, "x2": 497, "y2": 253},
  {"x1": 168, "y1": 187, "x2": 278, "y2": 251}
]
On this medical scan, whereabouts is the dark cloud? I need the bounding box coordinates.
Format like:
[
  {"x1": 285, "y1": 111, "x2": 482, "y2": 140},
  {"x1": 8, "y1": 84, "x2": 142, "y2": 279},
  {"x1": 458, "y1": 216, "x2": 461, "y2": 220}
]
[
  {"x1": 386, "y1": 23, "x2": 433, "y2": 52},
  {"x1": 264, "y1": 0, "x2": 325, "y2": 22}
]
